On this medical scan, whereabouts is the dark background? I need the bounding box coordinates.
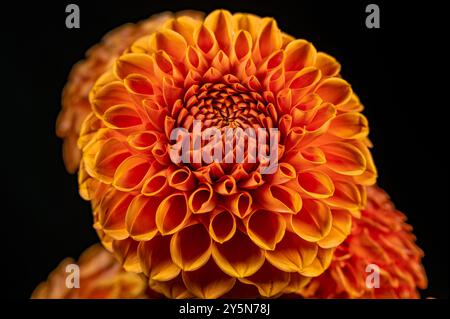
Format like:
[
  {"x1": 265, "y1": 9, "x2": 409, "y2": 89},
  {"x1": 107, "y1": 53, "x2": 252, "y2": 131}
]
[{"x1": 3, "y1": 0, "x2": 447, "y2": 299}]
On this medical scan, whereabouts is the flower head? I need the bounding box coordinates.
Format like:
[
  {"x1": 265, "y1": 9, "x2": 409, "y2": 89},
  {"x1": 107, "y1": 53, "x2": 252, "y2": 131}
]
[
  {"x1": 300, "y1": 186, "x2": 427, "y2": 298},
  {"x1": 77, "y1": 9, "x2": 377, "y2": 298},
  {"x1": 31, "y1": 244, "x2": 148, "y2": 299}
]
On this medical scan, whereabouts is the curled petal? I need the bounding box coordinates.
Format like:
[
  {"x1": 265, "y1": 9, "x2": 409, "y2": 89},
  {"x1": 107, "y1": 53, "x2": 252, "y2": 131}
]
[
  {"x1": 212, "y1": 231, "x2": 265, "y2": 278},
  {"x1": 114, "y1": 53, "x2": 154, "y2": 80},
  {"x1": 149, "y1": 276, "x2": 192, "y2": 299},
  {"x1": 284, "y1": 39, "x2": 317, "y2": 72},
  {"x1": 189, "y1": 183, "x2": 217, "y2": 214},
  {"x1": 99, "y1": 190, "x2": 133, "y2": 240},
  {"x1": 266, "y1": 231, "x2": 318, "y2": 273},
  {"x1": 204, "y1": 9, "x2": 233, "y2": 54},
  {"x1": 170, "y1": 223, "x2": 212, "y2": 271},
  {"x1": 124, "y1": 73, "x2": 154, "y2": 96},
  {"x1": 168, "y1": 167, "x2": 197, "y2": 191},
  {"x1": 233, "y1": 30, "x2": 253, "y2": 61},
  {"x1": 93, "y1": 138, "x2": 131, "y2": 183},
  {"x1": 195, "y1": 24, "x2": 218, "y2": 56},
  {"x1": 299, "y1": 247, "x2": 334, "y2": 277},
  {"x1": 266, "y1": 162, "x2": 297, "y2": 185},
  {"x1": 209, "y1": 208, "x2": 237, "y2": 243},
  {"x1": 103, "y1": 105, "x2": 143, "y2": 129},
  {"x1": 245, "y1": 209, "x2": 286, "y2": 250},
  {"x1": 113, "y1": 155, "x2": 151, "y2": 191},
  {"x1": 255, "y1": 18, "x2": 282, "y2": 59},
  {"x1": 318, "y1": 209, "x2": 352, "y2": 249},
  {"x1": 111, "y1": 238, "x2": 141, "y2": 273},
  {"x1": 239, "y1": 171, "x2": 264, "y2": 190},
  {"x1": 225, "y1": 191, "x2": 253, "y2": 218},
  {"x1": 125, "y1": 194, "x2": 160, "y2": 241},
  {"x1": 92, "y1": 82, "x2": 134, "y2": 116},
  {"x1": 152, "y1": 29, "x2": 187, "y2": 61},
  {"x1": 329, "y1": 112, "x2": 369, "y2": 139},
  {"x1": 283, "y1": 273, "x2": 312, "y2": 294},
  {"x1": 156, "y1": 193, "x2": 191, "y2": 235},
  {"x1": 315, "y1": 78, "x2": 352, "y2": 106},
  {"x1": 214, "y1": 176, "x2": 237, "y2": 195},
  {"x1": 239, "y1": 262, "x2": 290, "y2": 297},
  {"x1": 321, "y1": 142, "x2": 366, "y2": 176},
  {"x1": 182, "y1": 258, "x2": 236, "y2": 299},
  {"x1": 141, "y1": 169, "x2": 172, "y2": 197},
  {"x1": 138, "y1": 236, "x2": 180, "y2": 281},
  {"x1": 254, "y1": 184, "x2": 302, "y2": 214},
  {"x1": 127, "y1": 130, "x2": 161, "y2": 151},
  {"x1": 290, "y1": 199, "x2": 333, "y2": 242},
  {"x1": 323, "y1": 180, "x2": 363, "y2": 212},
  {"x1": 297, "y1": 170, "x2": 334, "y2": 199},
  {"x1": 315, "y1": 52, "x2": 341, "y2": 77}
]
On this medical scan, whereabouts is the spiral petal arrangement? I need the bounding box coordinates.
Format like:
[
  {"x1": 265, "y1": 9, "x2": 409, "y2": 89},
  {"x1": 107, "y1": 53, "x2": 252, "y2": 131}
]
[
  {"x1": 74, "y1": 9, "x2": 378, "y2": 298},
  {"x1": 31, "y1": 245, "x2": 148, "y2": 299},
  {"x1": 300, "y1": 186, "x2": 427, "y2": 298}
]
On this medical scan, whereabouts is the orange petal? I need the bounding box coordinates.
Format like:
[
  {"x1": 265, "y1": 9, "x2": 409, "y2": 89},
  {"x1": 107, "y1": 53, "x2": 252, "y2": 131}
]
[
  {"x1": 315, "y1": 78, "x2": 352, "y2": 106},
  {"x1": 124, "y1": 73, "x2": 154, "y2": 96},
  {"x1": 284, "y1": 39, "x2": 317, "y2": 71},
  {"x1": 239, "y1": 262, "x2": 290, "y2": 297},
  {"x1": 155, "y1": 193, "x2": 191, "y2": 235},
  {"x1": 254, "y1": 184, "x2": 302, "y2": 214},
  {"x1": 188, "y1": 183, "x2": 217, "y2": 214},
  {"x1": 127, "y1": 130, "x2": 161, "y2": 151},
  {"x1": 290, "y1": 199, "x2": 332, "y2": 242},
  {"x1": 329, "y1": 112, "x2": 369, "y2": 139},
  {"x1": 245, "y1": 209, "x2": 286, "y2": 250},
  {"x1": 297, "y1": 170, "x2": 334, "y2": 199},
  {"x1": 149, "y1": 276, "x2": 192, "y2": 299},
  {"x1": 114, "y1": 53, "x2": 154, "y2": 81},
  {"x1": 112, "y1": 155, "x2": 151, "y2": 191},
  {"x1": 266, "y1": 162, "x2": 297, "y2": 185},
  {"x1": 182, "y1": 258, "x2": 236, "y2": 299},
  {"x1": 103, "y1": 105, "x2": 143, "y2": 129},
  {"x1": 125, "y1": 194, "x2": 160, "y2": 241},
  {"x1": 212, "y1": 230, "x2": 265, "y2": 278},
  {"x1": 152, "y1": 29, "x2": 187, "y2": 61},
  {"x1": 214, "y1": 175, "x2": 237, "y2": 195},
  {"x1": 209, "y1": 208, "x2": 237, "y2": 244},
  {"x1": 138, "y1": 236, "x2": 180, "y2": 281},
  {"x1": 299, "y1": 247, "x2": 334, "y2": 277},
  {"x1": 255, "y1": 18, "x2": 282, "y2": 59},
  {"x1": 99, "y1": 190, "x2": 133, "y2": 240},
  {"x1": 323, "y1": 180, "x2": 363, "y2": 212},
  {"x1": 321, "y1": 142, "x2": 366, "y2": 175},
  {"x1": 204, "y1": 10, "x2": 233, "y2": 53},
  {"x1": 111, "y1": 238, "x2": 141, "y2": 273},
  {"x1": 92, "y1": 81, "x2": 134, "y2": 116},
  {"x1": 168, "y1": 167, "x2": 197, "y2": 191},
  {"x1": 225, "y1": 191, "x2": 253, "y2": 218},
  {"x1": 233, "y1": 30, "x2": 252, "y2": 61},
  {"x1": 141, "y1": 168, "x2": 172, "y2": 197},
  {"x1": 318, "y1": 209, "x2": 352, "y2": 249},
  {"x1": 266, "y1": 231, "x2": 318, "y2": 272},
  {"x1": 238, "y1": 171, "x2": 265, "y2": 190},
  {"x1": 170, "y1": 223, "x2": 212, "y2": 271},
  {"x1": 315, "y1": 52, "x2": 341, "y2": 77}
]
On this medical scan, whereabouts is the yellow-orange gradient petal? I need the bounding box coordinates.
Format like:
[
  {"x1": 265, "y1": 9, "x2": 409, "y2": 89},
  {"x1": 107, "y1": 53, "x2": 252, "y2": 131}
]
[
  {"x1": 31, "y1": 244, "x2": 148, "y2": 299},
  {"x1": 73, "y1": 9, "x2": 377, "y2": 298},
  {"x1": 301, "y1": 186, "x2": 427, "y2": 299}
]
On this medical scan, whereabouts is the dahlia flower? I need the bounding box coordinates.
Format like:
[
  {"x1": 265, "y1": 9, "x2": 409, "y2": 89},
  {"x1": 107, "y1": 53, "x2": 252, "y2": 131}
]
[
  {"x1": 75, "y1": 9, "x2": 377, "y2": 298},
  {"x1": 56, "y1": 11, "x2": 204, "y2": 173},
  {"x1": 32, "y1": 244, "x2": 148, "y2": 299},
  {"x1": 300, "y1": 186, "x2": 427, "y2": 298}
]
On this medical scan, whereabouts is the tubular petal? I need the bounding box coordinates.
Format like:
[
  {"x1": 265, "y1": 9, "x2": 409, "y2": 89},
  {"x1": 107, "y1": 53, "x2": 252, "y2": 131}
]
[
  {"x1": 212, "y1": 231, "x2": 265, "y2": 278},
  {"x1": 245, "y1": 209, "x2": 286, "y2": 250},
  {"x1": 182, "y1": 258, "x2": 236, "y2": 298},
  {"x1": 125, "y1": 194, "x2": 160, "y2": 241},
  {"x1": 254, "y1": 184, "x2": 302, "y2": 214},
  {"x1": 113, "y1": 155, "x2": 151, "y2": 191},
  {"x1": 239, "y1": 262, "x2": 290, "y2": 297},
  {"x1": 290, "y1": 199, "x2": 332, "y2": 242},
  {"x1": 170, "y1": 223, "x2": 212, "y2": 271},
  {"x1": 208, "y1": 208, "x2": 237, "y2": 243},
  {"x1": 189, "y1": 183, "x2": 217, "y2": 214},
  {"x1": 155, "y1": 193, "x2": 191, "y2": 235},
  {"x1": 266, "y1": 231, "x2": 318, "y2": 272},
  {"x1": 138, "y1": 236, "x2": 181, "y2": 281}
]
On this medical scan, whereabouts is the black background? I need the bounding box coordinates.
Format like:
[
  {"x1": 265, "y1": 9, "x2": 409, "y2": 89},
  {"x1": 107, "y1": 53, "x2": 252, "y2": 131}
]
[{"x1": 3, "y1": 0, "x2": 448, "y2": 299}]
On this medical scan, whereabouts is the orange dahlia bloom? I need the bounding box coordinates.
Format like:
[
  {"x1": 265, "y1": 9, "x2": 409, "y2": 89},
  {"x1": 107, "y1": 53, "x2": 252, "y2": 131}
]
[
  {"x1": 31, "y1": 244, "x2": 148, "y2": 299},
  {"x1": 300, "y1": 186, "x2": 427, "y2": 298},
  {"x1": 57, "y1": 11, "x2": 204, "y2": 173},
  {"x1": 77, "y1": 9, "x2": 377, "y2": 298}
]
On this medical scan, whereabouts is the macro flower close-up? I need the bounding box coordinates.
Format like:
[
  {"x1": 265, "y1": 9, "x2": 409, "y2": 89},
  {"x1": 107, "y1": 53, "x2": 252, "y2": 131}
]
[
  {"x1": 70, "y1": 9, "x2": 378, "y2": 298},
  {"x1": 7, "y1": 1, "x2": 446, "y2": 307}
]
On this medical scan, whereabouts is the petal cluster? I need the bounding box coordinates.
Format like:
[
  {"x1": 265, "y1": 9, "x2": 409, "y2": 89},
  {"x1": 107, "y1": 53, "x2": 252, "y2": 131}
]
[
  {"x1": 31, "y1": 244, "x2": 148, "y2": 299},
  {"x1": 77, "y1": 9, "x2": 377, "y2": 298},
  {"x1": 300, "y1": 186, "x2": 427, "y2": 298}
]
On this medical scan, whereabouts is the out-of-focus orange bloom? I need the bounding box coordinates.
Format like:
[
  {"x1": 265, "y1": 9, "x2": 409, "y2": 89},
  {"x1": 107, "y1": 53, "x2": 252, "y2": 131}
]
[
  {"x1": 77, "y1": 9, "x2": 377, "y2": 298},
  {"x1": 56, "y1": 11, "x2": 204, "y2": 173},
  {"x1": 31, "y1": 244, "x2": 148, "y2": 299},
  {"x1": 300, "y1": 186, "x2": 427, "y2": 298}
]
